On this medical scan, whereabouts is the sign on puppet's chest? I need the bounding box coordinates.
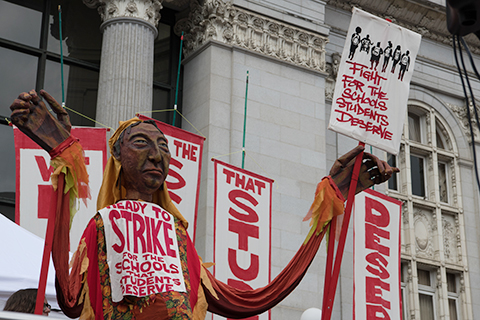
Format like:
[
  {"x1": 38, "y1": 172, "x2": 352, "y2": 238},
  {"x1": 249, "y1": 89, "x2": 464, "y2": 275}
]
[{"x1": 100, "y1": 200, "x2": 186, "y2": 302}]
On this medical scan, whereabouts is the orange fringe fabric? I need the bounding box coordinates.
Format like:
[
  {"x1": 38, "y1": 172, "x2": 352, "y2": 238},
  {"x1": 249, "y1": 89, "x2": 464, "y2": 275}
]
[
  {"x1": 302, "y1": 176, "x2": 345, "y2": 243},
  {"x1": 49, "y1": 136, "x2": 90, "y2": 226}
]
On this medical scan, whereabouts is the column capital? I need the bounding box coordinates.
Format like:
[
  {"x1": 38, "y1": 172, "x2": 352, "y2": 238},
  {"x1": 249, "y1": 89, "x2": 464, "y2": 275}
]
[{"x1": 83, "y1": 0, "x2": 163, "y2": 27}]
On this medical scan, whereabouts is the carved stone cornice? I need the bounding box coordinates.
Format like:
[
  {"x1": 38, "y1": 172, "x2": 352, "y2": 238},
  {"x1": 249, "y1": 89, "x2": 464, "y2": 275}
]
[
  {"x1": 83, "y1": 0, "x2": 163, "y2": 27},
  {"x1": 447, "y1": 101, "x2": 480, "y2": 142},
  {"x1": 325, "y1": 0, "x2": 480, "y2": 54},
  {"x1": 175, "y1": 0, "x2": 328, "y2": 72}
]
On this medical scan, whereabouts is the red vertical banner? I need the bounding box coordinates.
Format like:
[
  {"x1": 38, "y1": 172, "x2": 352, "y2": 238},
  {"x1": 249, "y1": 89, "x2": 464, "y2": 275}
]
[
  {"x1": 137, "y1": 115, "x2": 205, "y2": 241},
  {"x1": 212, "y1": 159, "x2": 273, "y2": 320},
  {"x1": 14, "y1": 127, "x2": 107, "y2": 248},
  {"x1": 353, "y1": 189, "x2": 402, "y2": 320}
]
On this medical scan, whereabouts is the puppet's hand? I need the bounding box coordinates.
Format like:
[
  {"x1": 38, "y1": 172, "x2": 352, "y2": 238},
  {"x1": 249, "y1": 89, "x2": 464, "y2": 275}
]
[
  {"x1": 330, "y1": 145, "x2": 399, "y2": 199},
  {"x1": 10, "y1": 90, "x2": 71, "y2": 152}
]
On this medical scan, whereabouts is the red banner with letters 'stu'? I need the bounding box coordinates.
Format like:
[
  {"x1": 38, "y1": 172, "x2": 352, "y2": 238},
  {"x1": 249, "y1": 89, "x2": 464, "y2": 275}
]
[{"x1": 212, "y1": 159, "x2": 273, "y2": 320}]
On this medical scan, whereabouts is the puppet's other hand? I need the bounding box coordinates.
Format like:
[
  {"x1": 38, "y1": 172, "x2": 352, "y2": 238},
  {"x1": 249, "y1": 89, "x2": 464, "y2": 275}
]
[
  {"x1": 330, "y1": 145, "x2": 399, "y2": 199},
  {"x1": 10, "y1": 90, "x2": 71, "y2": 152}
]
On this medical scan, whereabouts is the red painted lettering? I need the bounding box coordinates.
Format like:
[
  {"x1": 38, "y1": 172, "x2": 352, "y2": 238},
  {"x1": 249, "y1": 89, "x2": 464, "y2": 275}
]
[
  {"x1": 223, "y1": 168, "x2": 235, "y2": 184},
  {"x1": 365, "y1": 252, "x2": 390, "y2": 280},
  {"x1": 366, "y1": 304, "x2": 391, "y2": 320},
  {"x1": 228, "y1": 248, "x2": 259, "y2": 281},
  {"x1": 109, "y1": 210, "x2": 125, "y2": 253},
  {"x1": 235, "y1": 173, "x2": 246, "y2": 189},
  {"x1": 166, "y1": 158, "x2": 185, "y2": 205},
  {"x1": 365, "y1": 276, "x2": 391, "y2": 309},
  {"x1": 151, "y1": 219, "x2": 166, "y2": 256},
  {"x1": 366, "y1": 197, "x2": 390, "y2": 228},
  {"x1": 365, "y1": 223, "x2": 390, "y2": 256},
  {"x1": 254, "y1": 180, "x2": 266, "y2": 195},
  {"x1": 245, "y1": 178, "x2": 255, "y2": 193},
  {"x1": 133, "y1": 213, "x2": 146, "y2": 254},
  {"x1": 35, "y1": 156, "x2": 54, "y2": 181},
  {"x1": 163, "y1": 222, "x2": 176, "y2": 258},
  {"x1": 228, "y1": 189, "x2": 259, "y2": 223},
  {"x1": 228, "y1": 218, "x2": 259, "y2": 251}
]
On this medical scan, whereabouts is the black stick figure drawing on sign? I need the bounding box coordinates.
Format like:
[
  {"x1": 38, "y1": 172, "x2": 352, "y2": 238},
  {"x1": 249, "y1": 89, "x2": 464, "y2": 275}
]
[
  {"x1": 398, "y1": 50, "x2": 410, "y2": 81},
  {"x1": 370, "y1": 42, "x2": 383, "y2": 70},
  {"x1": 349, "y1": 27, "x2": 362, "y2": 60},
  {"x1": 382, "y1": 41, "x2": 393, "y2": 72},
  {"x1": 391, "y1": 45, "x2": 401, "y2": 73},
  {"x1": 359, "y1": 34, "x2": 372, "y2": 54}
]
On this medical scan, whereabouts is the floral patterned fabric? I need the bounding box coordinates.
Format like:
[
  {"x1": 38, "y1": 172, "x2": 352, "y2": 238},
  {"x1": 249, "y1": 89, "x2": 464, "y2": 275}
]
[{"x1": 81, "y1": 213, "x2": 197, "y2": 319}]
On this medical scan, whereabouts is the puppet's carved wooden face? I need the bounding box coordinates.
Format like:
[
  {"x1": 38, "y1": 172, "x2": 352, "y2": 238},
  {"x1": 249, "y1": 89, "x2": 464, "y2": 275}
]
[{"x1": 118, "y1": 122, "x2": 171, "y2": 201}]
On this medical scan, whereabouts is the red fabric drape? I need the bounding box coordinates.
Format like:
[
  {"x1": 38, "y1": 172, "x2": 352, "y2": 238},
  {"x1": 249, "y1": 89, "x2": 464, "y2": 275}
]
[
  {"x1": 203, "y1": 224, "x2": 329, "y2": 319},
  {"x1": 51, "y1": 176, "x2": 84, "y2": 316}
]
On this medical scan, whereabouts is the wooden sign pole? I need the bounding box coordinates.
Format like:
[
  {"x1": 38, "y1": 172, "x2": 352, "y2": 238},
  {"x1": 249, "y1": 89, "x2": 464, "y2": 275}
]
[
  {"x1": 34, "y1": 174, "x2": 64, "y2": 314},
  {"x1": 321, "y1": 142, "x2": 364, "y2": 320}
]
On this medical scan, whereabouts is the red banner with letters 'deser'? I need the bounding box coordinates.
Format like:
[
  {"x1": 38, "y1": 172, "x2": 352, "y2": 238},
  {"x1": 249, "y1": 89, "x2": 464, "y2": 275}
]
[{"x1": 354, "y1": 189, "x2": 402, "y2": 320}]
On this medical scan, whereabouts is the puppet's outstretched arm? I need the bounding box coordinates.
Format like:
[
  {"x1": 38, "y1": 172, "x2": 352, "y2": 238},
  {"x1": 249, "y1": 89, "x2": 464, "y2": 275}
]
[
  {"x1": 201, "y1": 146, "x2": 398, "y2": 318},
  {"x1": 10, "y1": 91, "x2": 91, "y2": 317}
]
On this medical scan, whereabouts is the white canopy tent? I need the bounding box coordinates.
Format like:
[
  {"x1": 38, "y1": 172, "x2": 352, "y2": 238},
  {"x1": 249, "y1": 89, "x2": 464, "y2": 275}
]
[{"x1": 0, "y1": 213, "x2": 69, "y2": 318}]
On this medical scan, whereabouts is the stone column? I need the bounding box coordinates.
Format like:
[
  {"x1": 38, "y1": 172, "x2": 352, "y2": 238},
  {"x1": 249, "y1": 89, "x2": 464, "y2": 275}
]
[{"x1": 83, "y1": 0, "x2": 162, "y2": 130}]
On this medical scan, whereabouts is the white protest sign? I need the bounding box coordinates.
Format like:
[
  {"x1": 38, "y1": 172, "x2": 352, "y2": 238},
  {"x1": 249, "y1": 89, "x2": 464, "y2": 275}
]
[
  {"x1": 328, "y1": 7, "x2": 421, "y2": 155},
  {"x1": 353, "y1": 189, "x2": 402, "y2": 320},
  {"x1": 212, "y1": 159, "x2": 273, "y2": 320},
  {"x1": 100, "y1": 200, "x2": 186, "y2": 302}
]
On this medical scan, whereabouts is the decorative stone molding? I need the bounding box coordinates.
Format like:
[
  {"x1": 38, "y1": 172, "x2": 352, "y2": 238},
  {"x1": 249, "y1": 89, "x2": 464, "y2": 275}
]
[
  {"x1": 402, "y1": 204, "x2": 409, "y2": 225},
  {"x1": 436, "y1": 268, "x2": 442, "y2": 290},
  {"x1": 325, "y1": 0, "x2": 480, "y2": 54},
  {"x1": 325, "y1": 79, "x2": 335, "y2": 101},
  {"x1": 175, "y1": 0, "x2": 328, "y2": 72},
  {"x1": 414, "y1": 209, "x2": 435, "y2": 259},
  {"x1": 443, "y1": 215, "x2": 455, "y2": 262},
  {"x1": 83, "y1": 0, "x2": 162, "y2": 27},
  {"x1": 442, "y1": 213, "x2": 462, "y2": 264},
  {"x1": 325, "y1": 52, "x2": 341, "y2": 101},
  {"x1": 460, "y1": 273, "x2": 465, "y2": 293},
  {"x1": 447, "y1": 101, "x2": 480, "y2": 142},
  {"x1": 451, "y1": 159, "x2": 458, "y2": 206}
]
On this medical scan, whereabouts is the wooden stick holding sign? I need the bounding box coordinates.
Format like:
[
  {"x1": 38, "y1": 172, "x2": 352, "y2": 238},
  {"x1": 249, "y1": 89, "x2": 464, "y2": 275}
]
[
  {"x1": 323, "y1": 6, "x2": 421, "y2": 320},
  {"x1": 321, "y1": 214, "x2": 336, "y2": 313},
  {"x1": 35, "y1": 174, "x2": 65, "y2": 315}
]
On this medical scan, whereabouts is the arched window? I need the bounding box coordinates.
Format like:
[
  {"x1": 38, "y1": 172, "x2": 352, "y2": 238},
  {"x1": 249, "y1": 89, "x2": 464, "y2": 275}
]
[{"x1": 388, "y1": 103, "x2": 470, "y2": 320}]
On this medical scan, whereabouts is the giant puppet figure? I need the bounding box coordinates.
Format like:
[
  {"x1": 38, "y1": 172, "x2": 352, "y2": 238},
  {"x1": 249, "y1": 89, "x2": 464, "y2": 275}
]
[{"x1": 10, "y1": 90, "x2": 398, "y2": 319}]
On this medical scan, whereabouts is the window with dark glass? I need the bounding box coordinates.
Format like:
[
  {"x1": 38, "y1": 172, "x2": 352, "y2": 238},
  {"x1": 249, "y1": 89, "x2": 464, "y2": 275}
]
[
  {"x1": 401, "y1": 263, "x2": 408, "y2": 320},
  {"x1": 0, "y1": 1, "x2": 182, "y2": 220},
  {"x1": 408, "y1": 112, "x2": 422, "y2": 143},
  {"x1": 410, "y1": 155, "x2": 425, "y2": 197},
  {"x1": 0, "y1": 1, "x2": 103, "y2": 214},
  {"x1": 418, "y1": 268, "x2": 436, "y2": 320},
  {"x1": 387, "y1": 153, "x2": 398, "y2": 191},
  {"x1": 447, "y1": 272, "x2": 459, "y2": 320},
  {"x1": 152, "y1": 7, "x2": 182, "y2": 127},
  {"x1": 438, "y1": 162, "x2": 448, "y2": 203}
]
